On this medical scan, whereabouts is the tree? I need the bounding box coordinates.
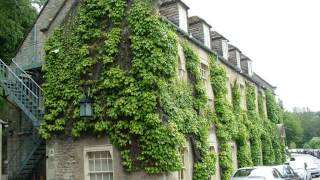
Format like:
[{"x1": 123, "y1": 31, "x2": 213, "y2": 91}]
[
  {"x1": 283, "y1": 112, "x2": 304, "y2": 147},
  {"x1": 0, "y1": 0, "x2": 37, "y2": 62},
  {"x1": 304, "y1": 137, "x2": 320, "y2": 149}
]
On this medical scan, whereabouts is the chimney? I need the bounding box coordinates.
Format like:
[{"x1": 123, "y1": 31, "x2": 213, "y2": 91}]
[
  {"x1": 211, "y1": 31, "x2": 229, "y2": 60},
  {"x1": 159, "y1": 0, "x2": 189, "y2": 33},
  {"x1": 228, "y1": 44, "x2": 242, "y2": 70},
  {"x1": 188, "y1": 16, "x2": 212, "y2": 48},
  {"x1": 240, "y1": 54, "x2": 253, "y2": 76}
]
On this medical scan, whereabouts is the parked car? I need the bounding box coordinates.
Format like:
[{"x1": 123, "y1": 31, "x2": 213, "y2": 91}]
[
  {"x1": 231, "y1": 166, "x2": 284, "y2": 180},
  {"x1": 273, "y1": 165, "x2": 300, "y2": 180},
  {"x1": 289, "y1": 160, "x2": 311, "y2": 180},
  {"x1": 292, "y1": 154, "x2": 320, "y2": 178}
]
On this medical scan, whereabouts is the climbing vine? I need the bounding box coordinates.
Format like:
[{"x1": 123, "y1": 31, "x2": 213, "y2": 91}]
[
  {"x1": 41, "y1": 0, "x2": 216, "y2": 178},
  {"x1": 182, "y1": 43, "x2": 216, "y2": 180},
  {"x1": 209, "y1": 55, "x2": 236, "y2": 180},
  {"x1": 39, "y1": 0, "x2": 286, "y2": 177},
  {"x1": 265, "y1": 89, "x2": 281, "y2": 124},
  {"x1": 265, "y1": 89, "x2": 286, "y2": 164},
  {"x1": 245, "y1": 83, "x2": 263, "y2": 165},
  {"x1": 232, "y1": 82, "x2": 252, "y2": 167},
  {"x1": 258, "y1": 93, "x2": 275, "y2": 165}
]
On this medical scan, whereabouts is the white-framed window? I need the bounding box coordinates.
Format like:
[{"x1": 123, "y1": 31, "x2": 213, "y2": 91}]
[
  {"x1": 84, "y1": 146, "x2": 113, "y2": 180},
  {"x1": 203, "y1": 24, "x2": 211, "y2": 48},
  {"x1": 200, "y1": 63, "x2": 208, "y2": 80},
  {"x1": 235, "y1": 51, "x2": 241, "y2": 69},
  {"x1": 178, "y1": 4, "x2": 188, "y2": 32},
  {"x1": 222, "y1": 40, "x2": 229, "y2": 60},
  {"x1": 178, "y1": 149, "x2": 186, "y2": 180}
]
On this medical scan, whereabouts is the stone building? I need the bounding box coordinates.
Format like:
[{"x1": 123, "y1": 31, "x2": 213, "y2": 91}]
[{"x1": 0, "y1": 0, "x2": 284, "y2": 179}]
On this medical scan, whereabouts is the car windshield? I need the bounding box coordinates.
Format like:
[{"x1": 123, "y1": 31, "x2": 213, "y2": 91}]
[{"x1": 234, "y1": 169, "x2": 255, "y2": 177}]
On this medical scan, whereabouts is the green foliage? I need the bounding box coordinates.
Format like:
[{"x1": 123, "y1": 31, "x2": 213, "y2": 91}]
[
  {"x1": 39, "y1": 0, "x2": 286, "y2": 176},
  {"x1": 209, "y1": 55, "x2": 235, "y2": 180},
  {"x1": 182, "y1": 43, "x2": 216, "y2": 180},
  {"x1": 283, "y1": 112, "x2": 304, "y2": 147},
  {"x1": 0, "y1": 0, "x2": 37, "y2": 62},
  {"x1": 258, "y1": 93, "x2": 275, "y2": 165},
  {"x1": 264, "y1": 90, "x2": 286, "y2": 164},
  {"x1": 304, "y1": 137, "x2": 320, "y2": 149},
  {"x1": 41, "y1": 0, "x2": 216, "y2": 177},
  {"x1": 245, "y1": 83, "x2": 263, "y2": 166},
  {"x1": 232, "y1": 83, "x2": 252, "y2": 167},
  {"x1": 265, "y1": 90, "x2": 282, "y2": 124},
  {"x1": 295, "y1": 111, "x2": 320, "y2": 147}
]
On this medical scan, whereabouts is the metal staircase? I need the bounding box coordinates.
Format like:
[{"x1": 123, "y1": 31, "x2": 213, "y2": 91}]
[{"x1": 0, "y1": 59, "x2": 45, "y2": 179}]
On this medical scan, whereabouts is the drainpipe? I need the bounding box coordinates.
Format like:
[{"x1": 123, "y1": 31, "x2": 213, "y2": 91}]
[{"x1": 0, "y1": 119, "x2": 8, "y2": 178}]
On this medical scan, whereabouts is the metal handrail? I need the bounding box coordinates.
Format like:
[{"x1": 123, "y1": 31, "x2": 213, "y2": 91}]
[
  {"x1": 0, "y1": 59, "x2": 38, "y2": 99},
  {"x1": 11, "y1": 59, "x2": 43, "y2": 91}
]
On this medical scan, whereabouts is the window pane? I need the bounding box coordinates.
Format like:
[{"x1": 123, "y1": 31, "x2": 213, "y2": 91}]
[
  {"x1": 90, "y1": 174, "x2": 96, "y2": 180},
  {"x1": 101, "y1": 151, "x2": 108, "y2": 158},
  {"x1": 88, "y1": 152, "x2": 94, "y2": 159},
  {"x1": 102, "y1": 173, "x2": 109, "y2": 180},
  {"x1": 89, "y1": 160, "x2": 95, "y2": 171},
  {"x1": 107, "y1": 159, "x2": 113, "y2": 171},
  {"x1": 95, "y1": 159, "x2": 102, "y2": 171},
  {"x1": 97, "y1": 174, "x2": 102, "y2": 180},
  {"x1": 95, "y1": 152, "x2": 101, "y2": 159},
  {"x1": 102, "y1": 159, "x2": 108, "y2": 171},
  {"x1": 106, "y1": 151, "x2": 111, "y2": 158}
]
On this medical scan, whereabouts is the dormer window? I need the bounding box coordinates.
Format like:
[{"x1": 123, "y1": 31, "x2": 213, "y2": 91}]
[
  {"x1": 235, "y1": 51, "x2": 241, "y2": 69},
  {"x1": 203, "y1": 24, "x2": 211, "y2": 48},
  {"x1": 248, "y1": 60, "x2": 253, "y2": 76},
  {"x1": 222, "y1": 40, "x2": 229, "y2": 59},
  {"x1": 178, "y1": 4, "x2": 188, "y2": 32},
  {"x1": 189, "y1": 16, "x2": 212, "y2": 48}
]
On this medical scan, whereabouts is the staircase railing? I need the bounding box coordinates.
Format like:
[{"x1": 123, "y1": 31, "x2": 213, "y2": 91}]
[
  {"x1": 12, "y1": 60, "x2": 44, "y2": 109},
  {"x1": 0, "y1": 58, "x2": 44, "y2": 126},
  {"x1": 0, "y1": 58, "x2": 46, "y2": 179},
  {"x1": 7, "y1": 129, "x2": 44, "y2": 179}
]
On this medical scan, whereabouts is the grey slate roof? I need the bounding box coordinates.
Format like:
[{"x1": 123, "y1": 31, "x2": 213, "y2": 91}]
[
  {"x1": 229, "y1": 44, "x2": 241, "y2": 52},
  {"x1": 160, "y1": 0, "x2": 190, "y2": 9},
  {"x1": 188, "y1": 16, "x2": 212, "y2": 28},
  {"x1": 211, "y1": 31, "x2": 229, "y2": 41},
  {"x1": 252, "y1": 73, "x2": 277, "y2": 90},
  {"x1": 240, "y1": 54, "x2": 251, "y2": 61}
]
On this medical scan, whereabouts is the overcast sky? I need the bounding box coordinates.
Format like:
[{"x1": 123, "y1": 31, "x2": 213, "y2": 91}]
[{"x1": 182, "y1": 0, "x2": 320, "y2": 111}]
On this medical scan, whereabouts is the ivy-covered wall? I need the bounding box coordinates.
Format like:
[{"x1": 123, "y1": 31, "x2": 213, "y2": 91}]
[
  {"x1": 39, "y1": 0, "x2": 286, "y2": 179},
  {"x1": 41, "y1": 0, "x2": 216, "y2": 179}
]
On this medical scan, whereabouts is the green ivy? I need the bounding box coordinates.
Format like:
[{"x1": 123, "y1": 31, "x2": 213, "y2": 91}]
[
  {"x1": 265, "y1": 90, "x2": 281, "y2": 124},
  {"x1": 39, "y1": 0, "x2": 285, "y2": 177},
  {"x1": 258, "y1": 93, "x2": 275, "y2": 165},
  {"x1": 265, "y1": 90, "x2": 286, "y2": 164},
  {"x1": 41, "y1": 0, "x2": 216, "y2": 178},
  {"x1": 232, "y1": 82, "x2": 252, "y2": 167},
  {"x1": 245, "y1": 83, "x2": 263, "y2": 166},
  {"x1": 182, "y1": 43, "x2": 216, "y2": 180},
  {"x1": 209, "y1": 55, "x2": 236, "y2": 180}
]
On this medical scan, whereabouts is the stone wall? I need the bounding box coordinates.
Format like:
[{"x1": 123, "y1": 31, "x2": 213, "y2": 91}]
[
  {"x1": 46, "y1": 135, "x2": 194, "y2": 180},
  {"x1": 14, "y1": 0, "x2": 79, "y2": 69}
]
